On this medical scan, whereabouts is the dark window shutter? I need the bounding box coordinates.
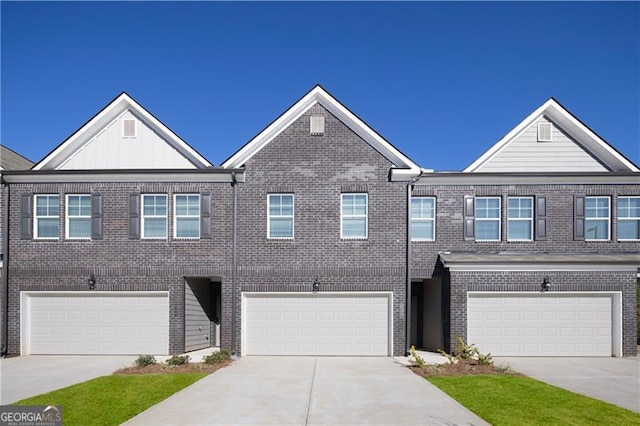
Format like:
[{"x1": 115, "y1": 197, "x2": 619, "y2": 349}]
[
  {"x1": 20, "y1": 193, "x2": 32, "y2": 239},
  {"x1": 574, "y1": 195, "x2": 585, "y2": 241},
  {"x1": 200, "y1": 193, "x2": 211, "y2": 239},
  {"x1": 464, "y1": 196, "x2": 475, "y2": 241},
  {"x1": 91, "y1": 193, "x2": 103, "y2": 240},
  {"x1": 129, "y1": 193, "x2": 140, "y2": 239},
  {"x1": 535, "y1": 196, "x2": 547, "y2": 241}
]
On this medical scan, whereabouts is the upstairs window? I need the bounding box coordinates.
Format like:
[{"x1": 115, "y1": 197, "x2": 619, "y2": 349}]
[
  {"x1": 507, "y1": 197, "x2": 533, "y2": 241},
  {"x1": 142, "y1": 194, "x2": 167, "y2": 239},
  {"x1": 341, "y1": 193, "x2": 368, "y2": 239},
  {"x1": 174, "y1": 194, "x2": 200, "y2": 239},
  {"x1": 34, "y1": 195, "x2": 59, "y2": 239},
  {"x1": 411, "y1": 197, "x2": 435, "y2": 241},
  {"x1": 585, "y1": 196, "x2": 610, "y2": 240},
  {"x1": 66, "y1": 195, "x2": 91, "y2": 239},
  {"x1": 618, "y1": 196, "x2": 640, "y2": 241},
  {"x1": 474, "y1": 197, "x2": 501, "y2": 241},
  {"x1": 268, "y1": 194, "x2": 294, "y2": 239}
]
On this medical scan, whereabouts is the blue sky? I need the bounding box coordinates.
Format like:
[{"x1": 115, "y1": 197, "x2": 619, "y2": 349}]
[{"x1": 2, "y1": 2, "x2": 638, "y2": 171}]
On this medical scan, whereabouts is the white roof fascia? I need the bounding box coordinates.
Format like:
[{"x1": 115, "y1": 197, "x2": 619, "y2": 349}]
[
  {"x1": 33, "y1": 93, "x2": 212, "y2": 170},
  {"x1": 222, "y1": 86, "x2": 421, "y2": 174},
  {"x1": 464, "y1": 99, "x2": 639, "y2": 173}
]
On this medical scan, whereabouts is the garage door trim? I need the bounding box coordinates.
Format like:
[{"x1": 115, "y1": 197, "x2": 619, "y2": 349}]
[
  {"x1": 20, "y1": 291, "x2": 170, "y2": 356},
  {"x1": 466, "y1": 291, "x2": 622, "y2": 357},
  {"x1": 241, "y1": 292, "x2": 393, "y2": 356}
]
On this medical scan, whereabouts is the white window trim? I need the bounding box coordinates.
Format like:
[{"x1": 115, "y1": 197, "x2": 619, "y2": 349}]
[
  {"x1": 267, "y1": 194, "x2": 294, "y2": 239},
  {"x1": 34, "y1": 194, "x2": 59, "y2": 240},
  {"x1": 585, "y1": 196, "x2": 611, "y2": 241},
  {"x1": 340, "y1": 193, "x2": 368, "y2": 240},
  {"x1": 173, "y1": 194, "x2": 200, "y2": 239},
  {"x1": 411, "y1": 197, "x2": 436, "y2": 241},
  {"x1": 617, "y1": 196, "x2": 640, "y2": 241},
  {"x1": 122, "y1": 118, "x2": 137, "y2": 138},
  {"x1": 65, "y1": 194, "x2": 91, "y2": 240},
  {"x1": 475, "y1": 196, "x2": 501, "y2": 242},
  {"x1": 507, "y1": 196, "x2": 533, "y2": 242},
  {"x1": 141, "y1": 194, "x2": 168, "y2": 239}
]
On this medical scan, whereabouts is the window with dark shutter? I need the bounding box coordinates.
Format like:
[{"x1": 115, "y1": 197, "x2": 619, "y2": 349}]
[
  {"x1": 91, "y1": 193, "x2": 103, "y2": 240},
  {"x1": 200, "y1": 193, "x2": 212, "y2": 239},
  {"x1": 20, "y1": 193, "x2": 32, "y2": 239},
  {"x1": 574, "y1": 195, "x2": 585, "y2": 241},
  {"x1": 129, "y1": 193, "x2": 140, "y2": 239},
  {"x1": 535, "y1": 196, "x2": 547, "y2": 241},
  {"x1": 464, "y1": 196, "x2": 475, "y2": 241}
]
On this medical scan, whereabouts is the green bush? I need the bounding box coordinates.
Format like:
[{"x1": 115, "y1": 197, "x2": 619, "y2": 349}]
[
  {"x1": 134, "y1": 355, "x2": 157, "y2": 367},
  {"x1": 454, "y1": 336, "x2": 478, "y2": 359},
  {"x1": 203, "y1": 350, "x2": 231, "y2": 365},
  {"x1": 476, "y1": 351, "x2": 493, "y2": 366},
  {"x1": 166, "y1": 355, "x2": 190, "y2": 366},
  {"x1": 409, "y1": 345, "x2": 426, "y2": 367}
]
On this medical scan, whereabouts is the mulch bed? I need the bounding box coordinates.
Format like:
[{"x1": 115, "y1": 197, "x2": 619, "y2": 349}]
[
  {"x1": 410, "y1": 358, "x2": 521, "y2": 378},
  {"x1": 115, "y1": 360, "x2": 232, "y2": 375}
]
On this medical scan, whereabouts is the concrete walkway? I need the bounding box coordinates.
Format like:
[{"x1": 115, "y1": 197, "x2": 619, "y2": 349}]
[
  {"x1": 125, "y1": 356, "x2": 488, "y2": 425},
  {"x1": 0, "y1": 355, "x2": 136, "y2": 404},
  {"x1": 495, "y1": 356, "x2": 640, "y2": 413}
]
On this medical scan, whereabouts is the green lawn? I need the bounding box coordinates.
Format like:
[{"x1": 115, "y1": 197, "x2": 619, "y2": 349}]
[
  {"x1": 14, "y1": 373, "x2": 206, "y2": 426},
  {"x1": 428, "y1": 375, "x2": 640, "y2": 426}
]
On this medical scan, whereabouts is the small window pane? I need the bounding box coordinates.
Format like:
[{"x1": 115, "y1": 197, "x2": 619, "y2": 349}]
[
  {"x1": 618, "y1": 220, "x2": 640, "y2": 240},
  {"x1": 508, "y1": 221, "x2": 532, "y2": 240},
  {"x1": 411, "y1": 221, "x2": 434, "y2": 240},
  {"x1": 69, "y1": 218, "x2": 91, "y2": 238},
  {"x1": 475, "y1": 220, "x2": 499, "y2": 240},
  {"x1": 342, "y1": 218, "x2": 366, "y2": 238},
  {"x1": 176, "y1": 218, "x2": 199, "y2": 238},
  {"x1": 38, "y1": 218, "x2": 58, "y2": 238},
  {"x1": 145, "y1": 218, "x2": 167, "y2": 238},
  {"x1": 270, "y1": 218, "x2": 293, "y2": 238}
]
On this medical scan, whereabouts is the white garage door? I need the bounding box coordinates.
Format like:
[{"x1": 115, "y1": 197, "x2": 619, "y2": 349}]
[
  {"x1": 243, "y1": 293, "x2": 391, "y2": 356},
  {"x1": 22, "y1": 292, "x2": 169, "y2": 355},
  {"x1": 468, "y1": 293, "x2": 614, "y2": 356}
]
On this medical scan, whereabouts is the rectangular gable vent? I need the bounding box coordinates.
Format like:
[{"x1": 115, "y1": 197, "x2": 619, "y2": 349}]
[
  {"x1": 123, "y1": 119, "x2": 137, "y2": 138},
  {"x1": 537, "y1": 122, "x2": 552, "y2": 142},
  {"x1": 310, "y1": 115, "x2": 325, "y2": 136}
]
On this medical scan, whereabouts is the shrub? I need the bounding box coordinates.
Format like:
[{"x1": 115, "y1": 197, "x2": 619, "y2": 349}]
[
  {"x1": 476, "y1": 351, "x2": 493, "y2": 366},
  {"x1": 409, "y1": 345, "x2": 425, "y2": 367},
  {"x1": 496, "y1": 364, "x2": 514, "y2": 375},
  {"x1": 203, "y1": 350, "x2": 231, "y2": 365},
  {"x1": 134, "y1": 355, "x2": 157, "y2": 367},
  {"x1": 166, "y1": 355, "x2": 190, "y2": 366},
  {"x1": 454, "y1": 336, "x2": 478, "y2": 359},
  {"x1": 437, "y1": 349, "x2": 458, "y2": 364}
]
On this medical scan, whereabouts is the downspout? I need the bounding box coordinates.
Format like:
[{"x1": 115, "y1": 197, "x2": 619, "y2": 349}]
[
  {"x1": 230, "y1": 172, "x2": 238, "y2": 355},
  {"x1": 1, "y1": 182, "x2": 9, "y2": 356},
  {"x1": 405, "y1": 181, "x2": 413, "y2": 356},
  {"x1": 405, "y1": 174, "x2": 422, "y2": 356}
]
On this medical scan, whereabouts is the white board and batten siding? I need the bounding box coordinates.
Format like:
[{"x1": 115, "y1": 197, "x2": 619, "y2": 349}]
[
  {"x1": 21, "y1": 291, "x2": 169, "y2": 355},
  {"x1": 242, "y1": 292, "x2": 392, "y2": 356},
  {"x1": 475, "y1": 117, "x2": 608, "y2": 172},
  {"x1": 59, "y1": 110, "x2": 196, "y2": 170},
  {"x1": 467, "y1": 292, "x2": 622, "y2": 357}
]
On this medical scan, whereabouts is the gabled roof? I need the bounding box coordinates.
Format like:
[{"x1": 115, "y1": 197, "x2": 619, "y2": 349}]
[
  {"x1": 221, "y1": 85, "x2": 421, "y2": 178},
  {"x1": 33, "y1": 92, "x2": 212, "y2": 170},
  {"x1": 464, "y1": 98, "x2": 639, "y2": 173},
  {"x1": 0, "y1": 145, "x2": 33, "y2": 171}
]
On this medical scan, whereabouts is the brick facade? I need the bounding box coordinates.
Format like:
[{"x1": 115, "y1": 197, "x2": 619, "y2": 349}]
[
  {"x1": 414, "y1": 183, "x2": 640, "y2": 356},
  {"x1": 232, "y1": 104, "x2": 408, "y2": 355}
]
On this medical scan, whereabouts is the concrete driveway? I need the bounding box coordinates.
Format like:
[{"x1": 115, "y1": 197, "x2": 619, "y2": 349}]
[
  {"x1": 495, "y1": 357, "x2": 640, "y2": 413},
  {"x1": 0, "y1": 355, "x2": 136, "y2": 404},
  {"x1": 125, "y1": 357, "x2": 488, "y2": 425}
]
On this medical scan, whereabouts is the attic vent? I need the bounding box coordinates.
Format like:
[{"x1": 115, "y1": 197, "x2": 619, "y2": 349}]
[
  {"x1": 310, "y1": 115, "x2": 325, "y2": 136},
  {"x1": 537, "y1": 122, "x2": 552, "y2": 142},
  {"x1": 123, "y1": 119, "x2": 137, "y2": 138}
]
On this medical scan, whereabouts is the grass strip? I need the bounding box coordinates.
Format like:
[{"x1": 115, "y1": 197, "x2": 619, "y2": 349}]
[
  {"x1": 428, "y1": 375, "x2": 640, "y2": 426},
  {"x1": 14, "y1": 373, "x2": 206, "y2": 426}
]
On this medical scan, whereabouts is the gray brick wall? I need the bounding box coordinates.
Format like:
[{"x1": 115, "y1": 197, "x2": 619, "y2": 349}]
[
  {"x1": 6, "y1": 181, "x2": 234, "y2": 355},
  {"x1": 417, "y1": 183, "x2": 640, "y2": 356},
  {"x1": 231, "y1": 104, "x2": 408, "y2": 355}
]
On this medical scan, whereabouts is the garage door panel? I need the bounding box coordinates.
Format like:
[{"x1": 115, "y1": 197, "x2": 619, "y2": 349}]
[
  {"x1": 244, "y1": 293, "x2": 390, "y2": 356},
  {"x1": 25, "y1": 293, "x2": 169, "y2": 355},
  {"x1": 468, "y1": 294, "x2": 612, "y2": 356}
]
